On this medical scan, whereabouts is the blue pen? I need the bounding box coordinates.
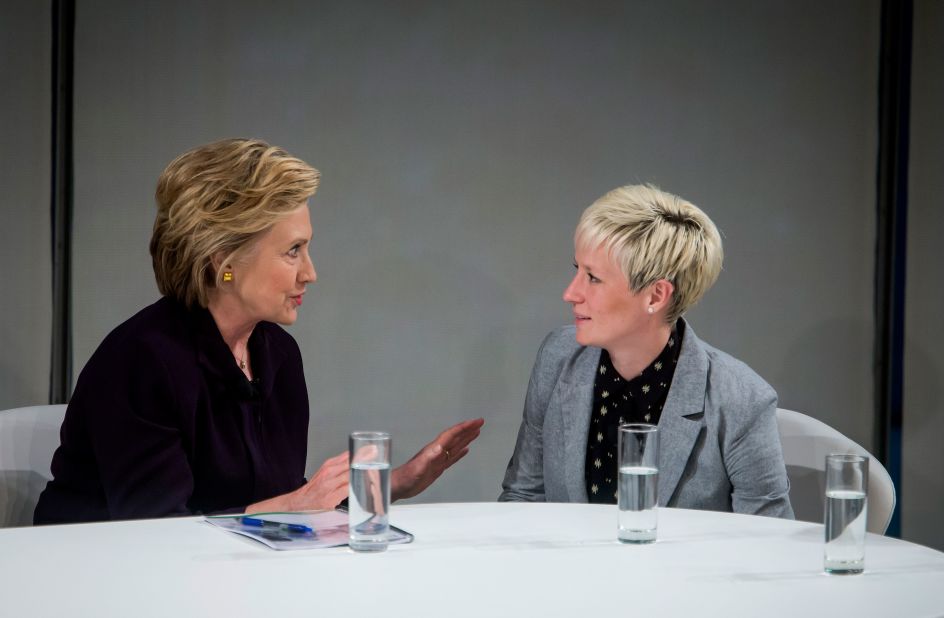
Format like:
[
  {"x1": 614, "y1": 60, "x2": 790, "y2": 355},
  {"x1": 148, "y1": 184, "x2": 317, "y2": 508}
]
[{"x1": 241, "y1": 516, "x2": 315, "y2": 535}]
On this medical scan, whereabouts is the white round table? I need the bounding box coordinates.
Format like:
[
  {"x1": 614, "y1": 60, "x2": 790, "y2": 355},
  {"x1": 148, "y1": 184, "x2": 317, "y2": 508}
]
[{"x1": 1, "y1": 503, "x2": 942, "y2": 616}]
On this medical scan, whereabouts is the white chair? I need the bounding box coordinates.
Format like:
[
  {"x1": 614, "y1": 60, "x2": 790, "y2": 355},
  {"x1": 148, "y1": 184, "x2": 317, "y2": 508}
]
[
  {"x1": 776, "y1": 407, "x2": 896, "y2": 534},
  {"x1": 0, "y1": 404, "x2": 67, "y2": 527}
]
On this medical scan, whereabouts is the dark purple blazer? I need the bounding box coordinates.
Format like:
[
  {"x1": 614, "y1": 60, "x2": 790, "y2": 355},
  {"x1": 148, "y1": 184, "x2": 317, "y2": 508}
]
[{"x1": 34, "y1": 296, "x2": 309, "y2": 524}]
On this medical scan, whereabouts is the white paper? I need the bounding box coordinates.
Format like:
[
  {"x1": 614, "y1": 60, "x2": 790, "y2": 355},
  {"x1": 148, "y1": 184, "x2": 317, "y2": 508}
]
[{"x1": 205, "y1": 510, "x2": 413, "y2": 550}]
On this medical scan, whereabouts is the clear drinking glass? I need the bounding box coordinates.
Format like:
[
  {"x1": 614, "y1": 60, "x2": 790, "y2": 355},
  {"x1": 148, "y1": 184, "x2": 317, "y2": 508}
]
[
  {"x1": 824, "y1": 453, "x2": 868, "y2": 574},
  {"x1": 618, "y1": 423, "x2": 659, "y2": 544},
  {"x1": 348, "y1": 431, "x2": 391, "y2": 552}
]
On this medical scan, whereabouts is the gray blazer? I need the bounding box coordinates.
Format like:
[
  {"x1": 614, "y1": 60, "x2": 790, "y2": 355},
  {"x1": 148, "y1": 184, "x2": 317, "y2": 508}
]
[{"x1": 500, "y1": 322, "x2": 794, "y2": 518}]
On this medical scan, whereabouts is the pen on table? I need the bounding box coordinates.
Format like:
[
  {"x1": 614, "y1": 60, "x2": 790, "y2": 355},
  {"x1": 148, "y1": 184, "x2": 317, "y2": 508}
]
[{"x1": 240, "y1": 517, "x2": 315, "y2": 534}]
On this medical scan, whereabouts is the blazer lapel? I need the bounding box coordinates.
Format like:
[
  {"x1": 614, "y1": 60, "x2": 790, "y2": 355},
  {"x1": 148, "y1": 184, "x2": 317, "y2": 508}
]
[
  {"x1": 559, "y1": 347, "x2": 601, "y2": 503},
  {"x1": 657, "y1": 322, "x2": 708, "y2": 506}
]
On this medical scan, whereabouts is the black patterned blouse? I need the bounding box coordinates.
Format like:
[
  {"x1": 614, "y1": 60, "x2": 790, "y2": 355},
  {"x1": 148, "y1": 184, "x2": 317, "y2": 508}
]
[{"x1": 585, "y1": 320, "x2": 686, "y2": 504}]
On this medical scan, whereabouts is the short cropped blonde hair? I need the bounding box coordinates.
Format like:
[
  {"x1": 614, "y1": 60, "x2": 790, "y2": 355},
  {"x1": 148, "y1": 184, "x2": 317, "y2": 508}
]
[
  {"x1": 576, "y1": 184, "x2": 723, "y2": 323},
  {"x1": 150, "y1": 138, "x2": 321, "y2": 308}
]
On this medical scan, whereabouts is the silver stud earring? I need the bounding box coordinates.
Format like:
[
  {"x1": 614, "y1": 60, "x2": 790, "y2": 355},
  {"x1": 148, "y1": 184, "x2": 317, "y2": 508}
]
[{"x1": 647, "y1": 307, "x2": 654, "y2": 314}]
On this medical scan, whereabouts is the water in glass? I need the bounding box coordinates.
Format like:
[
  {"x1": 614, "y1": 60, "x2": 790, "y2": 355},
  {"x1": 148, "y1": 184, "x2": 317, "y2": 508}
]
[
  {"x1": 618, "y1": 465, "x2": 658, "y2": 543},
  {"x1": 349, "y1": 462, "x2": 391, "y2": 552},
  {"x1": 824, "y1": 489, "x2": 867, "y2": 574}
]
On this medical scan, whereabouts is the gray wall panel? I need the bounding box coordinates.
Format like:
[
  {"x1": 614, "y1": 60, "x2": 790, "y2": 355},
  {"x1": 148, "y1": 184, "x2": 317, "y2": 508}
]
[
  {"x1": 904, "y1": 0, "x2": 944, "y2": 551},
  {"x1": 71, "y1": 1, "x2": 880, "y2": 508},
  {"x1": 0, "y1": 1, "x2": 52, "y2": 410}
]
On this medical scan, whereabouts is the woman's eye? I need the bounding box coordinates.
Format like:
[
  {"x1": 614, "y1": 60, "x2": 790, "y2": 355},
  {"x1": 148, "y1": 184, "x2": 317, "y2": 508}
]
[
  {"x1": 287, "y1": 245, "x2": 301, "y2": 258},
  {"x1": 588, "y1": 273, "x2": 600, "y2": 283}
]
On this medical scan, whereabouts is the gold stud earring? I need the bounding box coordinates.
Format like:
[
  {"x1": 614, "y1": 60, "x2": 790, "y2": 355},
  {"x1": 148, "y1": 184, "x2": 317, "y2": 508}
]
[{"x1": 222, "y1": 271, "x2": 233, "y2": 282}]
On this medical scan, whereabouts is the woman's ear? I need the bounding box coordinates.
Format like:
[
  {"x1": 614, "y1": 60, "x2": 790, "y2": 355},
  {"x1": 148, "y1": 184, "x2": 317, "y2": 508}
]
[
  {"x1": 210, "y1": 251, "x2": 226, "y2": 274},
  {"x1": 647, "y1": 279, "x2": 675, "y2": 312}
]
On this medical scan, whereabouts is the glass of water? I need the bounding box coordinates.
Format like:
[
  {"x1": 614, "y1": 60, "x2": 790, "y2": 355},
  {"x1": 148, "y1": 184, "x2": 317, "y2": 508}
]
[
  {"x1": 349, "y1": 431, "x2": 391, "y2": 552},
  {"x1": 618, "y1": 423, "x2": 659, "y2": 544},
  {"x1": 824, "y1": 453, "x2": 868, "y2": 574}
]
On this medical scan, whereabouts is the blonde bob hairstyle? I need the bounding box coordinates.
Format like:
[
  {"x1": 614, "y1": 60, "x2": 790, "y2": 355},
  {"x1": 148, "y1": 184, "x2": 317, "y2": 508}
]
[
  {"x1": 150, "y1": 138, "x2": 321, "y2": 308},
  {"x1": 575, "y1": 184, "x2": 723, "y2": 323}
]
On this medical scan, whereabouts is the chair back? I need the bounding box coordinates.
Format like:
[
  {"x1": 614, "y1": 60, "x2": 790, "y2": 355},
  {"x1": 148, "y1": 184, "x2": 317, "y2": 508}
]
[
  {"x1": 0, "y1": 405, "x2": 67, "y2": 527},
  {"x1": 776, "y1": 408, "x2": 895, "y2": 534}
]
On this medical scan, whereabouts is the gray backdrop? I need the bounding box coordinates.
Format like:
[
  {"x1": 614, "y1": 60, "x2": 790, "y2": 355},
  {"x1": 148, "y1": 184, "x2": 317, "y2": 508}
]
[
  {"x1": 904, "y1": 0, "x2": 944, "y2": 553},
  {"x1": 2, "y1": 0, "x2": 940, "y2": 550},
  {"x1": 1, "y1": 0, "x2": 52, "y2": 409}
]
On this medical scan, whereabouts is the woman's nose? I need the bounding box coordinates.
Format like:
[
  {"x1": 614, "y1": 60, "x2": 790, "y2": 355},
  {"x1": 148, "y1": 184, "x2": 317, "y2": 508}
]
[
  {"x1": 301, "y1": 253, "x2": 317, "y2": 283},
  {"x1": 563, "y1": 274, "x2": 582, "y2": 303}
]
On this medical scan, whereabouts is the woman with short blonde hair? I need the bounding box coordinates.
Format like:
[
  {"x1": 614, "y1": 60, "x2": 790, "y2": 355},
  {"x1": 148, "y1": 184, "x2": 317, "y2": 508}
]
[
  {"x1": 501, "y1": 184, "x2": 792, "y2": 518},
  {"x1": 575, "y1": 184, "x2": 723, "y2": 324}
]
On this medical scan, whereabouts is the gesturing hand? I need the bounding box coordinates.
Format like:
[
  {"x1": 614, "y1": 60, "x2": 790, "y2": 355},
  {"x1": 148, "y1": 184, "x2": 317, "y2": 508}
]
[
  {"x1": 390, "y1": 418, "x2": 485, "y2": 501},
  {"x1": 289, "y1": 450, "x2": 350, "y2": 511}
]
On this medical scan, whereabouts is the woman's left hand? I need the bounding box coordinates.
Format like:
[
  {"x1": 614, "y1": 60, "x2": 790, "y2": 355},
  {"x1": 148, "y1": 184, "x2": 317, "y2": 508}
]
[{"x1": 390, "y1": 418, "x2": 485, "y2": 501}]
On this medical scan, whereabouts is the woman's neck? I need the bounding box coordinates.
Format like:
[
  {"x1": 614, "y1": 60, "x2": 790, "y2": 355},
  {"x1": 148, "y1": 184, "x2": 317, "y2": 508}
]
[
  {"x1": 607, "y1": 322, "x2": 674, "y2": 380},
  {"x1": 206, "y1": 296, "x2": 257, "y2": 366}
]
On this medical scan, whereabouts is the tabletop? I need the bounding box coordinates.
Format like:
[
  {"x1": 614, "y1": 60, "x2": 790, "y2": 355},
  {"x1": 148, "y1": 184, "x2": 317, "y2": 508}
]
[{"x1": 1, "y1": 502, "x2": 942, "y2": 617}]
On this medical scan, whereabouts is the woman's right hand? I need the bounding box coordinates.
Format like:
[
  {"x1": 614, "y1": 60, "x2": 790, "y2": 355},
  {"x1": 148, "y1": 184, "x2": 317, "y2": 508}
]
[
  {"x1": 289, "y1": 451, "x2": 350, "y2": 510},
  {"x1": 246, "y1": 451, "x2": 349, "y2": 514}
]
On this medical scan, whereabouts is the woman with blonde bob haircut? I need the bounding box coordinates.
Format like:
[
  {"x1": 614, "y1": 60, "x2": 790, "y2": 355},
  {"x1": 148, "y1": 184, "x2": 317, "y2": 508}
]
[
  {"x1": 150, "y1": 139, "x2": 323, "y2": 309},
  {"x1": 501, "y1": 184, "x2": 793, "y2": 519},
  {"x1": 36, "y1": 138, "x2": 483, "y2": 524}
]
